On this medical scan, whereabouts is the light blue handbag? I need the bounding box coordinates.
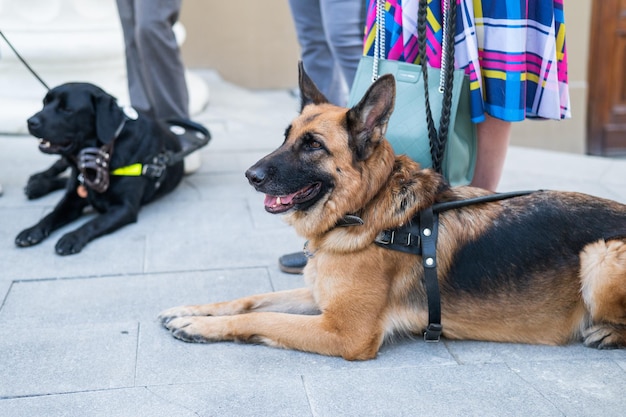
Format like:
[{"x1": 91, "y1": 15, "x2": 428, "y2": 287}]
[{"x1": 348, "y1": 0, "x2": 476, "y2": 186}]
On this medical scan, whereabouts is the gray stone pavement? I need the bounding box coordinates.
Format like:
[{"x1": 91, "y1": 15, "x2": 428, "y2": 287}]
[{"x1": 0, "y1": 70, "x2": 625, "y2": 416}]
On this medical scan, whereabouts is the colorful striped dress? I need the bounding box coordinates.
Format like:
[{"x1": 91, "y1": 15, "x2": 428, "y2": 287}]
[{"x1": 363, "y1": 0, "x2": 571, "y2": 123}]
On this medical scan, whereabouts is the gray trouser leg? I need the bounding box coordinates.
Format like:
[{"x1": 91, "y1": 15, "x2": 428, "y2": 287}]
[
  {"x1": 288, "y1": 0, "x2": 365, "y2": 106},
  {"x1": 116, "y1": 0, "x2": 189, "y2": 119}
]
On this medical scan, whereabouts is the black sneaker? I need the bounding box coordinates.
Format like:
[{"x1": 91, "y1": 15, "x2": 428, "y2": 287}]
[{"x1": 278, "y1": 251, "x2": 307, "y2": 274}]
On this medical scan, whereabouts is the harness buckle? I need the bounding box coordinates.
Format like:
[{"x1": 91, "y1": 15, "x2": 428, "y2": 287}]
[
  {"x1": 142, "y1": 163, "x2": 166, "y2": 178},
  {"x1": 376, "y1": 230, "x2": 394, "y2": 245},
  {"x1": 374, "y1": 229, "x2": 421, "y2": 256},
  {"x1": 424, "y1": 323, "x2": 442, "y2": 342}
]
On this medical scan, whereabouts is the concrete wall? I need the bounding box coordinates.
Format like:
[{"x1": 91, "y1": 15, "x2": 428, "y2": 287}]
[
  {"x1": 179, "y1": 0, "x2": 300, "y2": 89},
  {"x1": 179, "y1": 0, "x2": 591, "y2": 154}
]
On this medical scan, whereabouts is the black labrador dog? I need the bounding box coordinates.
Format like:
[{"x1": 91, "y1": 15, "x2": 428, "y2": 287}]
[{"x1": 16, "y1": 82, "x2": 208, "y2": 255}]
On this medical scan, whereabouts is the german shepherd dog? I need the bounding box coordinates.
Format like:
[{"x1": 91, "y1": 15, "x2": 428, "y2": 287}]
[{"x1": 159, "y1": 64, "x2": 626, "y2": 360}]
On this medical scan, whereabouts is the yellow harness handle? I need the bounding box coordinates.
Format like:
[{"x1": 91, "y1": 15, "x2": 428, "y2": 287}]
[{"x1": 111, "y1": 163, "x2": 143, "y2": 176}]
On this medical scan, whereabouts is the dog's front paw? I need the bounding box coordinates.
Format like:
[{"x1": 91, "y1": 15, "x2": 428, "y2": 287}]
[
  {"x1": 15, "y1": 226, "x2": 49, "y2": 247},
  {"x1": 164, "y1": 317, "x2": 213, "y2": 343},
  {"x1": 158, "y1": 306, "x2": 202, "y2": 325},
  {"x1": 24, "y1": 175, "x2": 67, "y2": 200},
  {"x1": 55, "y1": 232, "x2": 87, "y2": 255}
]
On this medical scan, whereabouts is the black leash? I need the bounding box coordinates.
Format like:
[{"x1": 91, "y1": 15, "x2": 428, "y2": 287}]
[
  {"x1": 0, "y1": 29, "x2": 50, "y2": 91},
  {"x1": 417, "y1": 0, "x2": 457, "y2": 174}
]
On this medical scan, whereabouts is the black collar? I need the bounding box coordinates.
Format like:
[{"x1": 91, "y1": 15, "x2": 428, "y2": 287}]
[{"x1": 74, "y1": 110, "x2": 132, "y2": 193}]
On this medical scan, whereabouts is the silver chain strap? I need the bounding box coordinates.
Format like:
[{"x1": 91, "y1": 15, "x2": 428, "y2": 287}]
[
  {"x1": 372, "y1": 0, "x2": 447, "y2": 93},
  {"x1": 372, "y1": 0, "x2": 386, "y2": 81},
  {"x1": 439, "y1": 0, "x2": 449, "y2": 93}
]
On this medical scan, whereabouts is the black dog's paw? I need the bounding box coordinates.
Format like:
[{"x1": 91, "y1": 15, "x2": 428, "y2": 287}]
[
  {"x1": 24, "y1": 174, "x2": 68, "y2": 200},
  {"x1": 55, "y1": 232, "x2": 88, "y2": 255},
  {"x1": 15, "y1": 226, "x2": 49, "y2": 247}
]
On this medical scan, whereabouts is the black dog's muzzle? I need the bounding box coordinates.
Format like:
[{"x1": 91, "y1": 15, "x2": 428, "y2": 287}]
[{"x1": 76, "y1": 146, "x2": 112, "y2": 193}]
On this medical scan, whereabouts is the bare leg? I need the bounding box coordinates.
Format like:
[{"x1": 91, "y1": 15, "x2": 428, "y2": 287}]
[{"x1": 471, "y1": 114, "x2": 511, "y2": 191}]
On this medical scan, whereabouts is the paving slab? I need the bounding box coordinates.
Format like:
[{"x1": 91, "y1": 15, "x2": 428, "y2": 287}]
[
  {"x1": 2, "y1": 211, "x2": 146, "y2": 280},
  {"x1": 0, "y1": 322, "x2": 137, "y2": 398},
  {"x1": 444, "y1": 340, "x2": 626, "y2": 365},
  {"x1": 511, "y1": 359, "x2": 626, "y2": 417},
  {"x1": 0, "y1": 387, "x2": 200, "y2": 417},
  {"x1": 303, "y1": 363, "x2": 563, "y2": 417},
  {"x1": 147, "y1": 377, "x2": 313, "y2": 417},
  {"x1": 0, "y1": 269, "x2": 274, "y2": 327}
]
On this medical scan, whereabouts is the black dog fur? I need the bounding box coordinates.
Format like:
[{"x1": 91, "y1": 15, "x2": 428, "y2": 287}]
[
  {"x1": 24, "y1": 157, "x2": 70, "y2": 199},
  {"x1": 16, "y1": 82, "x2": 186, "y2": 255}
]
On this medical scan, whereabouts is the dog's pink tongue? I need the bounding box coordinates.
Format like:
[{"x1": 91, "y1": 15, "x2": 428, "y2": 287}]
[
  {"x1": 264, "y1": 195, "x2": 277, "y2": 207},
  {"x1": 264, "y1": 193, "x2": 295, "y2": 208}
]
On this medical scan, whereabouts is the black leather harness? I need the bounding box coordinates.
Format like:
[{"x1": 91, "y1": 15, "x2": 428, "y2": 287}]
[
  {"x1": 373, "y1": 190, "x2": 537, "y2": 342},
  {"x1": 75, "y1": 113, "x2": 210, "y2": 193}
]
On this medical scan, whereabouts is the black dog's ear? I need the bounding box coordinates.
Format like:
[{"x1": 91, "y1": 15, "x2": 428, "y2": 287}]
[
  {"x1": 346, "y1": 74, "x2": 396, "y2": 161},
  {"x1": 298, "y1": 61, "x2": 329, "y2": 111},
  {"x1": 93, "y1": 92, "x2": 124, "y2": 144}
]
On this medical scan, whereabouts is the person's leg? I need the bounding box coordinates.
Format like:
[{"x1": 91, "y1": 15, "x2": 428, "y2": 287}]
[
  {"x1": 283, "y1": 0, "x2": 331, "y2": 274},
  {"x1": 134, "y1": 0, "x2": 189, "y2": 120},
  {"x1": 320, "y1": 0, "x2": 366, "y2": 103},
  {"x1": 134, "y1": 0, "x2": 201, "y2": 173},
  {"x1": 470, "y1": 114, "x2": 511, "y2": 191},
  {"x1": 116, "y1": 0, "x2": 152, "y2": 114},
  {"x1": 288, "y1": 0, "x2": 343, "y2": 105},
  {"x1": 280, "y1": 0, "x2": 364, "y2": 274}
]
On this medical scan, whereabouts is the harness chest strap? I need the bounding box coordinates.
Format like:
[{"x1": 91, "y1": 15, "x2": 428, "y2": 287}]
[
  {"x1": 110, "y1": 159, "x2": 167, "y2": 178},
  {"x1": 373, "y1": 190, "x2": 538, "y2": 342},
  {"x1": 372, "y1": 206, "x2": 441, "y2": 341},
  {"x1": 77, "y1": 154, "x2": 167, "y2": 193},
  {"x1": 76, "y1": 112, "x2": 210, "y2": 194},
  {"x1": 419, "y1": 206, "x2": 443, "y2": 341}
]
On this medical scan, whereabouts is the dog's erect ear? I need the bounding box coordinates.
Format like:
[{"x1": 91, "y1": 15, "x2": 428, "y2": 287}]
[
  {"x1": 93, "y1": 92, "x2": 125, "y2": 144},
  {"x1": 346, "y1": 74, "x2": 396, "y2": 161},
  {"x1": 298, "y1": 61, "x2": 329, "y2": 111}
]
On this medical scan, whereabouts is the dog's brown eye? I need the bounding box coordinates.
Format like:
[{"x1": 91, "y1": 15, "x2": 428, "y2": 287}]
[
  {"x1": 59, "y1": 105, "x2": 73, "y2": 114},
  {"x1": 301, "y1": 133, "x2": 326, "y2": 152},
  {"x1": 304, "y1": 139, "x2": 326, "y2": 152}
]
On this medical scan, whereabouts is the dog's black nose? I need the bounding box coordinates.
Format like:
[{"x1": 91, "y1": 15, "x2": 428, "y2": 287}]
[
  {"x1": 27, "y1": 116, "x2": 41, "y2": 131},
  {"x1": 245, "y1": 166, "x2": 266, "y2": 187}
]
